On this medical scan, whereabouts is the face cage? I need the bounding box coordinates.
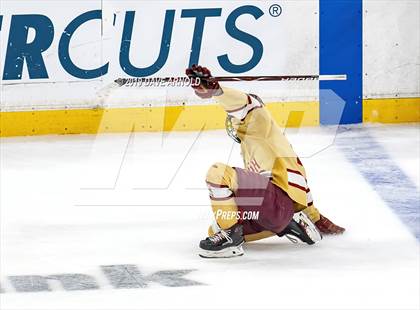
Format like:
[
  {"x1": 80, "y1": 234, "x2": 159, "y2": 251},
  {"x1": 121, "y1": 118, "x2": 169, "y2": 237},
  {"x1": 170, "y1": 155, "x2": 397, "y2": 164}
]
[
  {"x1": 225, "y1": 115, "x2": 241, "y2": 144},
  {"x1": 224, "y1": 94, "x2": 264, "y2": 144}
]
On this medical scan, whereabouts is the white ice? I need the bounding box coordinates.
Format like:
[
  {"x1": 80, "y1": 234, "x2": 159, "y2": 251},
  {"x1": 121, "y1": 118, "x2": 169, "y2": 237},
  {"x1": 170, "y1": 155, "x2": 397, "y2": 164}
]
[{"x1": 0, "y1": 124, "x2": 419, "y2": 310}]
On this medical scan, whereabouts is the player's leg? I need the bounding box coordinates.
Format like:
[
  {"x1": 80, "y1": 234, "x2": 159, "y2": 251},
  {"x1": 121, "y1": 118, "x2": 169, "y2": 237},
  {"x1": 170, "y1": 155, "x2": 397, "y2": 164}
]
[
  {"x1": 208, "y1": 220, "x2": 276, "y2": 242},
  {"x1": 234, "y1": 167, "x2": 321, "y2": 245},
  {"x1": 199, "y1": 164, "x2": 321, "y2": 258},
  {"x1": 207, "y1": 208, "x2": 323, "y2": 245},
  {"x1": 199, "y1": 163, "x2": 245, "y2": 258},
  {"x1": 205, "y1": 163, "x2": 239, "y2": 230},
  {"x1": 200, "y1": 163, "x2": 282, "y2": 257},
  {"x1": 234, "y1": 167, "x2": 295, "y2": 234}
]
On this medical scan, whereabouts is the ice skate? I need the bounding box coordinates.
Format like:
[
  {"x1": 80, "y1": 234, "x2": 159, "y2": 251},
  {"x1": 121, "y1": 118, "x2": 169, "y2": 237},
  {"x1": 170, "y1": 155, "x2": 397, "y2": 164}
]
[
  {"x1": 199, "y1": 223, "x2": 244, "y2": 258},
  {"x1": 278, "y1": 211, "x2": 322, "y2": 245}
]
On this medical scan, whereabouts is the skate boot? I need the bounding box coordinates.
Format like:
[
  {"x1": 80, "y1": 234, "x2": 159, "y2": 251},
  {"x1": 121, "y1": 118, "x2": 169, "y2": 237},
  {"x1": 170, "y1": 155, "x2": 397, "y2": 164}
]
[
  {"x1": 199, "y1": 223, "x2": 244, "y2": 258},
  {"x1": 278, "y1": 211, "x2": 322, "y2": 245}
]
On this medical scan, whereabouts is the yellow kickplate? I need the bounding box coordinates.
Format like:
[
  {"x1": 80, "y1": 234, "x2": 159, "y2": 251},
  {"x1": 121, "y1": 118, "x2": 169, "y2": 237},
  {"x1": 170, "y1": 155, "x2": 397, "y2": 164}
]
[
  {"x1": 363, "y1": 98, "x2": 420, "y2": 123},
  {"x1": 0, "y1": 101, "x2": 319, "y2": 137}
]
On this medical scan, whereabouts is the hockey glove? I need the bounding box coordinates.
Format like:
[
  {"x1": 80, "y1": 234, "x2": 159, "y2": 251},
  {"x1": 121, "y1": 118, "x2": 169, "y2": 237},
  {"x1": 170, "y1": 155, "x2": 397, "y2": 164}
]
[
  {"x1": 315, "y1": 214, "x2": 345, "y2": 235},
  {"x1": 185, "y1": 64, "x2": 223, "y2": 99}
]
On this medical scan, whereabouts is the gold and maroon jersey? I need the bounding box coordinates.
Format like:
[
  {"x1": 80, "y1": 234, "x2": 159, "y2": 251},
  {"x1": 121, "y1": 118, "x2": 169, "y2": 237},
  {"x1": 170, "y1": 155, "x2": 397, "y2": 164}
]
[{"x1": 215, "y1": 87, "x2": 314, "y2": 209}]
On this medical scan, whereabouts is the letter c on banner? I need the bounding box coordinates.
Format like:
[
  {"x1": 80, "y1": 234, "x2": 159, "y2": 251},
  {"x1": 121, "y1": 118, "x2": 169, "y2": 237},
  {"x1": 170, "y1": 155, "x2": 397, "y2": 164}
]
[{"x1": 58, "y1": 10, "x2": 109, "y2": 79}]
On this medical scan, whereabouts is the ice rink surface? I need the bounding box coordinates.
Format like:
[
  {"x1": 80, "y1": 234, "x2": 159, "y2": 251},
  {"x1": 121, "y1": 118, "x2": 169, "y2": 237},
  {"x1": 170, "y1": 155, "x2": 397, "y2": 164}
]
[{"x1": 1, "y1": 123, "x2": 419, "y2": 310}]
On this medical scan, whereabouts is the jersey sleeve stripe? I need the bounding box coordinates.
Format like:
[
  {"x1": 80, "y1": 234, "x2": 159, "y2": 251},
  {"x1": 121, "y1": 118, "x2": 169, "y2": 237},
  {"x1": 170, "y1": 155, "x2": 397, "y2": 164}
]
[
  {"x1": 286, "y1": 168, "x2": 304, "y2": 176},
  {"x1": 288, "y1": 181, "x2": 307, "y2": 192},
  {"x1": 287, "y1": 170, "x2": 308, "y2": 188}
]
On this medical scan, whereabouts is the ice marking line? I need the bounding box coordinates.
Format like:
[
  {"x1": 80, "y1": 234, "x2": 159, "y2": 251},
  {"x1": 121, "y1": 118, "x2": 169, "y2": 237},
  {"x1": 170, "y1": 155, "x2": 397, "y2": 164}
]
[{"x1": 336, "y1": 129, "x2": 420, "y2": 240}]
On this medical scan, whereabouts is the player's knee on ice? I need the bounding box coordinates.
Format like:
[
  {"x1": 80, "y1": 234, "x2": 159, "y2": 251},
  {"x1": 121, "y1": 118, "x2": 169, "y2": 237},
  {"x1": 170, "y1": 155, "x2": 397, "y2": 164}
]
[{"x1": 205, "y1": 163, "x2": 238, "y2": 191}]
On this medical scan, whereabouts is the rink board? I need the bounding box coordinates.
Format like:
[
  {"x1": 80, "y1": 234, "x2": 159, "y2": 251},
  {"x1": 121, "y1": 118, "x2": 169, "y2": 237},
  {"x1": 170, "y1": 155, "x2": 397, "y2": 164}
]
[
  {"x1": 0, "y1": 0, "x2": 419, "y2": 135},
  {"x1": 2, "y1": 98, "x2": 420, "y2": 137},
  {"x1": 0, "y1": 101, "x2": 319, "y2": 137},
  {"x1": 363, "y1": 98, "x2": 420, "y2": 123}
]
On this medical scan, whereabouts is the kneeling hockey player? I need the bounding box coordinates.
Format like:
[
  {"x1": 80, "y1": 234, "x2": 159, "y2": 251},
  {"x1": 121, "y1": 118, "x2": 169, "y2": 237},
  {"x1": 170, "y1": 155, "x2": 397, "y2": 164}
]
[{"x1": 186, "y1": 65, "x2": 345, "y2": 258}]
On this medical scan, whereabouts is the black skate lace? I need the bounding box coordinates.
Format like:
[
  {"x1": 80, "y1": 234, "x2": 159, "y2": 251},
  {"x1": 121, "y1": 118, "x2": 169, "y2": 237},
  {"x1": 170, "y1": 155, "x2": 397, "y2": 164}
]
[{"x1": 209, "y1": 229, "x2": 233, "y2": 244}]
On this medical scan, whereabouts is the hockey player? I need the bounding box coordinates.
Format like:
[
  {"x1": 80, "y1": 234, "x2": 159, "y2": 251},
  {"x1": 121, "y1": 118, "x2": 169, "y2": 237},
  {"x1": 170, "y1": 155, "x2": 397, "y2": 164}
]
[{"x1": 186, "y1": 65, "x2": 345, "y2": 258}]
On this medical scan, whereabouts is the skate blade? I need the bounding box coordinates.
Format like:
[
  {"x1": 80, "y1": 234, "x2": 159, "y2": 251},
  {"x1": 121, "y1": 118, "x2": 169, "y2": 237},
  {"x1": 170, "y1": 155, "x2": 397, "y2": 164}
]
[
  {"x1": 199, "y1": 244, "x2": 244, "y2": 258},
  {"x1": 293, "y1": 212, "x2": 322, "y2": 244}
]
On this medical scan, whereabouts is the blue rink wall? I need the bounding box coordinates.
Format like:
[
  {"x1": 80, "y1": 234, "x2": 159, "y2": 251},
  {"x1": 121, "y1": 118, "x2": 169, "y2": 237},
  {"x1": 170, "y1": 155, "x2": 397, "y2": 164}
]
[{"x1": 320, "y1": 0, "x2": 363, "y2": 125}]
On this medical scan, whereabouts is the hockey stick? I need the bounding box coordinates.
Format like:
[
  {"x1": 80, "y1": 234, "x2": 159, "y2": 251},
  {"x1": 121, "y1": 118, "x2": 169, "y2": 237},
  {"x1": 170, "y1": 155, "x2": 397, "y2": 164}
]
[
  {"x1": 95, "y1": 74, "x2": 346, "y2": 105},
  {"x1": 205, "y1": 74, "x2": 346, "y2": 82},
  {"x1": 114, "y1": 74, "x2": 347, "y2": 87}
]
